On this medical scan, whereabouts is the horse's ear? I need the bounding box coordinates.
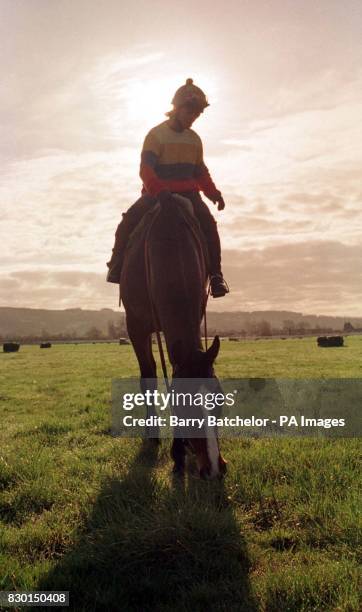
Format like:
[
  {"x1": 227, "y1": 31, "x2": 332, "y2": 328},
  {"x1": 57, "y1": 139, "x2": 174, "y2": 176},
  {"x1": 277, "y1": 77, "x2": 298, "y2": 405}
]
[
  {"x1": 171, "y1": 339, "x2": 184, "y2": 366},
  {"x1": 206, "y1": 335, "x2": 220, "y2": 364}
]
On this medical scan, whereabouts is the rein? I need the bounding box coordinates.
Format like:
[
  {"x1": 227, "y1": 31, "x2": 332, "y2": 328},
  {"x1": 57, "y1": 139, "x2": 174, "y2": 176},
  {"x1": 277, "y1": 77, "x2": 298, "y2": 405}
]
[
  {"x1": 180, "y1": 210, "x2": 210, "y2": 350},
  {"x1": 203, "y1": 282, "x2": 211, "y2": 350},
  {"x1": 143, "y1": 210, "x2": 171, "y2": 392},
  {"x1": 143, "y1": 202, "x2": 210, "y2": 391}
]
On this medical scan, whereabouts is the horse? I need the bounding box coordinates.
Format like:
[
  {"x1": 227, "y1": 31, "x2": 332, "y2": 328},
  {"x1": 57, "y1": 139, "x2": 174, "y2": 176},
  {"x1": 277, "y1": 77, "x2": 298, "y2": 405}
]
[{"x1": 121, "y1": 194, "x2": 227, "y2": 479}]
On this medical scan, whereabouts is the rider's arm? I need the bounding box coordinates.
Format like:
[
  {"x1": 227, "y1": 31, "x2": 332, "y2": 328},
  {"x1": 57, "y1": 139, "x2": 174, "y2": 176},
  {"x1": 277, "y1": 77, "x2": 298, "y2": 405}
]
[
  {"x1": 194, "y1": 140, "x2": 225, "y2": 210},
  {"x1": 139, "y1": 131, "x2": 166, "y2": 197},
  {"x1": 194, "y1": 140, "x2": 219, "y2": 199},
  {"x1": 196, "y1": 162, "x2": 219, "y2": 199}
]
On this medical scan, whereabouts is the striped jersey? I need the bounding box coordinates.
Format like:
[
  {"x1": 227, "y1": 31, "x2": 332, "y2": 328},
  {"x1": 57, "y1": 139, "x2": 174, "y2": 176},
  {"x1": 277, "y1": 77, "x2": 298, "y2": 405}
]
[{"x1": 140, "y1": 120, "x2": 218, "y2": 198}]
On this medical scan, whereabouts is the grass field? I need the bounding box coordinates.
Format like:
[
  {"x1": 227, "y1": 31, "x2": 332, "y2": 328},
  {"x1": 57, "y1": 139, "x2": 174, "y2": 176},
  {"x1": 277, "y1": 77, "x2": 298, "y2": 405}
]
[{"x1": 1, "y1": 337, "x2": 361, "y2": 611}]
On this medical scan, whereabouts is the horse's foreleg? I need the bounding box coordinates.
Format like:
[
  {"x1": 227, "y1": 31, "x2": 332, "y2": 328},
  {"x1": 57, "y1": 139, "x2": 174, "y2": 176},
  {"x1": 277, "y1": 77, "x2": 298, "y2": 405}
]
[
  {"x1": 127, "y1": 316, "x2": 157, "y2": 378},
  {"x1": 171, "y1": 438, "x2": 186, "y2": 475},
  {"x1": 127, "y1": 321, "x2": 159, "y2": 441}
]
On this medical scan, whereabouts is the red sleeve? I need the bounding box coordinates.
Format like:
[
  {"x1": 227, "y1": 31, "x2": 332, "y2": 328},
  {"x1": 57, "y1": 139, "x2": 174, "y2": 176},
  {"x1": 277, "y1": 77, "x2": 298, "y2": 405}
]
[
  {"x1": 140, "y1": 162, "x2": 165, "y2": 197},
  {"x1": 139, "y1": 130, "x2": 166, "y2": 197},
  {"x1": 194, "y1": 138, "x2": 219, "y2": 198},
  {"x1": 196, "y1": 162, "x2": 219, "y2": 198}
]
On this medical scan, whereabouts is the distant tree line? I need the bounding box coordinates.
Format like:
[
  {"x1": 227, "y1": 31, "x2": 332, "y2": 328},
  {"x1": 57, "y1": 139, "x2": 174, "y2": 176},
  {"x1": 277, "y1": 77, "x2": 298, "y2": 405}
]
[
  {"x1": 207, "y1": 319, "x2": 340, "y2": 338},
  {"x1": 2, "y1": 319, "x2": 359, "y2": 344},
  {"x1": 0, "y1": 319, "x2": 128, "y2": 343}
]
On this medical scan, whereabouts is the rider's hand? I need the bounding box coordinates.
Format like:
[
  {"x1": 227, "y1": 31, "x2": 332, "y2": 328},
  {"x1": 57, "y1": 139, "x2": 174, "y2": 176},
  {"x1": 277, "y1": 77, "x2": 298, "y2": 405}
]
[{"x1": 208, "y1": 190, "x2": 225, "y2": 211}]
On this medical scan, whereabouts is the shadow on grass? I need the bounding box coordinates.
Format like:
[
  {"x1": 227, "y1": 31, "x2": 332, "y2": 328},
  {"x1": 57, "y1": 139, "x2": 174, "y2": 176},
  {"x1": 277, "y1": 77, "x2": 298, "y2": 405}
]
[{"x1": 37, "y1": 440, "x2": 257, "y2": 612}]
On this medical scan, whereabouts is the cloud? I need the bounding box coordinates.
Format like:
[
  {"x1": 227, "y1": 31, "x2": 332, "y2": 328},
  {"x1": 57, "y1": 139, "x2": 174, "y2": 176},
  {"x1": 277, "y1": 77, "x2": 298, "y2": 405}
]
[
  {"x1": 1, "y1": 240, "x2": 360, "y2": 316},
  {"x1": 1, "y1": 3, "x2": 361, "y2": 317},
  {"x1": 0, "y1": 269, "x2": 118, "y2": 310},
  {"x1": 217, "y1": 241, "x2": 362, "y2": 315},
  {"x1": 0, "y1": 44, "x2": 167, "y2": 162},
  {"x1": 0, "y1": 149, "x2": 141, "y2": 272}
]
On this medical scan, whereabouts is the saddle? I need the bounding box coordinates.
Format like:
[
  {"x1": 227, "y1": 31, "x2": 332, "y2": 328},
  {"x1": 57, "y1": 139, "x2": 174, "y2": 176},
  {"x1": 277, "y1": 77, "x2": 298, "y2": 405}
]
[{"x1": 127, "y1": 195, "x2": 209, "y2": 271}]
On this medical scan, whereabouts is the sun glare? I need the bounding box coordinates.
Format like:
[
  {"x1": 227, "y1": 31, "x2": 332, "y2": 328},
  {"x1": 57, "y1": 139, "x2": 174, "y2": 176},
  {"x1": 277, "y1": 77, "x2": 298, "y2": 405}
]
[
  {"x1": 126, "y1": 79, "x2": 172, "y2": 123},
  {"x1": 124, "y1": 74, "x2": 219, "y2": 128}
]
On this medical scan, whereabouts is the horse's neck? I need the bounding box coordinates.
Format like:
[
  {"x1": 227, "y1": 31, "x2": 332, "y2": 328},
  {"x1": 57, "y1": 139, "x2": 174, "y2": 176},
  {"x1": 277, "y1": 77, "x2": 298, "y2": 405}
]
[{"x1": 149, "y1": 207, "x2": 206, "y2": 358}]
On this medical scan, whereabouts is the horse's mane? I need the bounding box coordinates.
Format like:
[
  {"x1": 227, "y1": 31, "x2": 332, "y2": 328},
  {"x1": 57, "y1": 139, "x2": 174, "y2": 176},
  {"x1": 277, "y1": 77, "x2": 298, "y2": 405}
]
[{"x1": 127, "y1": 196, "x2": 208, "y2": 265}]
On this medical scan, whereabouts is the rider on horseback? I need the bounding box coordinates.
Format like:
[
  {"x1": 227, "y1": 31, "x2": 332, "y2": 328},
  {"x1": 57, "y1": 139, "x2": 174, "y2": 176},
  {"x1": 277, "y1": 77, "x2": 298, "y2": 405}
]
[{"x1": 106, "y1": 78, "x2": 229, "y2": 298}]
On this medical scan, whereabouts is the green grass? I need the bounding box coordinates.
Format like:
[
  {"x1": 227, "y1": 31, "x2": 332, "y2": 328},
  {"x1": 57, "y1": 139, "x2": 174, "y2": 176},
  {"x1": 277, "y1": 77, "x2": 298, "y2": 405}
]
[{"x1": 0, "y1": 338, "x2": 361, "y2": 611}]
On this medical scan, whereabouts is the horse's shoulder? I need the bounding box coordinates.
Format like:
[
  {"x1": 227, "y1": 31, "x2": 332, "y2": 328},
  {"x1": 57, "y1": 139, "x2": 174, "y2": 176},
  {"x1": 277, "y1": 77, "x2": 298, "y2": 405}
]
[
  {"x1": 126, "y1": 195, "x2": 208, "y2": 269},
  {"x1": 127, "y1": 203, "x2": 160, "y2": 250},
  {"x1": 172, "y1": 196, "x2": 209, "y2": 270}
]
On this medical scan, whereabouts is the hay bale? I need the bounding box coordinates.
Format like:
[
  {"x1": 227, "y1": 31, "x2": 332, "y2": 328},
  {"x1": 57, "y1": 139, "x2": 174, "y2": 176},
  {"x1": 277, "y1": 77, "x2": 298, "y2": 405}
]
[
  {"x1": 3, "y1": 342, "x2": 20, "y2": 353},
  {"x1": 317, "y1": 336, "x2": 344, "y2": 347},
  {"x1": 40, "y1": 342, "x2": 51, "y2": 348}
]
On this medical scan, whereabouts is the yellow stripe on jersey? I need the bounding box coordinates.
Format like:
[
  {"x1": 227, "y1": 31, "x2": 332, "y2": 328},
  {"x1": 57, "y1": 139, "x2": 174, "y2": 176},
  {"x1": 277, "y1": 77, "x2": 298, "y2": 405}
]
[{"x1": 142, "y1": 121, "x2": 203, "y2": 166}]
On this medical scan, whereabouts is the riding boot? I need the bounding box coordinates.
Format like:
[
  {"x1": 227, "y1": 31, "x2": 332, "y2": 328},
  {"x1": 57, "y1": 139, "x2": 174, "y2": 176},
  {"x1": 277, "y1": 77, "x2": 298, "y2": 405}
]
[
  {"x1": 106, "y1": 218, "x2": 130, "y2": 284},
  {"x1": 207, "y1": 240, "x2": 230, "y2": 298},
  {"x1": 186, "y1": 192, "x2": 229, "y2": 298},
  {"x1": 106, "y1": 195, "x2": 155, "y2": 284}
]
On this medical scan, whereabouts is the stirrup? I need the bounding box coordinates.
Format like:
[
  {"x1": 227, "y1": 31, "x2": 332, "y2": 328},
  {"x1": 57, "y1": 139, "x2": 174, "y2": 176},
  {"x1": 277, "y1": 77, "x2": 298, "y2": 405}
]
[{"x1": 210, "y1": 274, "x2": 229, "y2": 298}]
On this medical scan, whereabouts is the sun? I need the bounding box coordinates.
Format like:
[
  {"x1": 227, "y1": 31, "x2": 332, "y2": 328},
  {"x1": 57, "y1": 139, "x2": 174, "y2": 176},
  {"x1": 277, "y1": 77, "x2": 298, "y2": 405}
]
[
  {"x1": 125, "y1": 78, "x2": 173, "y2": 124},
  {"x1": 104, "y1": 65, "x2": 220, "y2": 140},
  {"x1": 124, "y1": 74, "x2": 218, "y2": 128}
]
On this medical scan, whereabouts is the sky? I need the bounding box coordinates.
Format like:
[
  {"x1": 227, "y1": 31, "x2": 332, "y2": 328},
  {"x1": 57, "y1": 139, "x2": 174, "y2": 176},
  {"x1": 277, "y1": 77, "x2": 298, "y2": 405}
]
[{"x1": 1, "y1": 0, "x2": 361, "y2": 315}]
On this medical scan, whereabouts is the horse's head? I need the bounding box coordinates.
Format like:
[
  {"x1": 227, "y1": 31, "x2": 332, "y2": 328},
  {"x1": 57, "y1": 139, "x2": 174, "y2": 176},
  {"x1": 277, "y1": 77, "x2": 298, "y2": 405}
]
[
  {"x1": 171, "y1": 336, "x2": 227, "y2": 480},
  {"x1": 172, "y1": 335, "x2": 219, "y2": 378}
]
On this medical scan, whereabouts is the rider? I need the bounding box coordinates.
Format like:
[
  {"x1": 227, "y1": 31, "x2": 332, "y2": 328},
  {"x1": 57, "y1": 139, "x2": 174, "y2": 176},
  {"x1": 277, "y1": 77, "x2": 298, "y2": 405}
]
[{"x1": 106, "y1": 78, "x2": 229, "y2": 298}]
